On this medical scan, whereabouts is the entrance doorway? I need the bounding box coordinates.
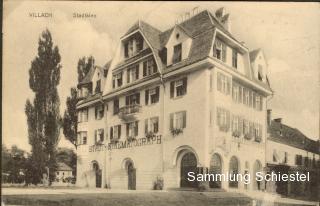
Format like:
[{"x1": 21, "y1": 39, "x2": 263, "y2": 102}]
[
  {"x1": 180, "y1": 152, "x2": 198, "y2": 188},
  {"x1": 209, "y1": 153, "x2": 222, "y2": 188},
  {"x1": 92, "y1": 161, "x2": 102, "y2": 188},
  {"x1": 253, "y1": 160, "x2": 262, "y2": 190},
  {"x1": 229, "y1": 156, "x2": 239, "y2": 188},
  {"x1": 127, "y1": 161, "x2": 136, "y2": 190}
]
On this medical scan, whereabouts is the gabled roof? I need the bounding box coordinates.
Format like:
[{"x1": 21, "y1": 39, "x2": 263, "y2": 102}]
[
  {"x1": 79, "y1": 66, "x2": 95, "y2": 85},
  {"x1": 117, "y1": 9, "x2": 270, "y2": 91},
  {"x1": 57, "y1": 162, "x2": 73, "y2": 171},
  {"x1": 249, "y1": 49, "x2": 261, "y2": 62},
  {"x1": 268, "y1": 120, "x2": 319, "y2": 154},
  {"x1": 79, "y1": 59, "x2": 112, "y2": 86}
]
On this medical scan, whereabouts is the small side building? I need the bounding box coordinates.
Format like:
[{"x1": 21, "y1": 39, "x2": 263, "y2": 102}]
[
  {"x1": 266, "y1": 111, "x2": 320, "y2": 200},
  {"x1": 55, "y1": 162, "x2": 74, "y2": 183}
]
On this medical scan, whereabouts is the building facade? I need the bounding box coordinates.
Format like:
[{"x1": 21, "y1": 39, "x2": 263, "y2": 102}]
[{"x1": 76, "y1": 8, "x2": 273, "y2": 191}]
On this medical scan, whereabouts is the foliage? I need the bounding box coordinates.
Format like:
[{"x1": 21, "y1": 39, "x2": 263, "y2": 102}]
[
  {"x1": 25, "y1": 29, "x2": 61, "y2": 185},
  {"x1": 146, "y1": 131, "x2": 156, "y2": 139},
  {"x1": 171, "y1": 128, "x2": 183, "y2": 136},
  {"x1": 153, "y1": 176, "x2": 164, "y2": 190},
  {"x1": 62, "y1": 88, "x2": 78, "y2": 148},
  {"x1": 77, "y1": 56, "x2": 95, "y2": 83},
  {"x1": 62, "y1": 57, "x2": 95, "y2": 148},
  {"x1": 1, "y1": 145, "x2": 28, "y2": 184}
]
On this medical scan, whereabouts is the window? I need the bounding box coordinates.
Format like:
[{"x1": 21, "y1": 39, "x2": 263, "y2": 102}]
[
  {"x1": 124, "y1": 35, "x2": 144, "y2": 58},
  {"x1": 95, "y1": 79, "x2": 101, "y2": 93},
  {"x1": 231, "y1": 115, "x2": 239, "y2": 133},
  {"x1": 145, "y1": 86, "x2": 159, "y2": 105},
  {"x1": 125, "y1": 93, "x2": 140, "y2": 106},
  {"x1": 172, "y1": 43, "x2": 182, "y2": 64},
  {"x1": 94, "y1": 129, "x2": 104, "y2": 143},
  {"x1": 273, "y1": 150, "x2": 278, "y2": 162},
  {"x1": 284, "y1": 152, "x2": 288, "y2": 164},
  {"x1": 243, "y1": 88, "x2": 249, "y2": 106},
  {"x1": 217, "y1": 72, "x2": 230, "y2": 95},
  {"x1": 78, "y1": 109, "x2": 88, "y2": 122},
  {"x1": 232, "y1": 83, "x2": 239, "y2": 102},
  {"x1": 126, "y1": 121, "x2": 139, "y2": 138},
  {"x1": 295, "y1": 155, "x2": 303, "y2": 165},
  {"x1": 217, "y1": 107, "x2": 230, "y2": 132},
  {"x1": 254, "y1": 124, "x2": 262, "y2": 143},
  {"x1": 127, "y1": 64, "x2": 139, "y2": 83},
  {"x1": 232, "y1": 49, "x2": 238, "y2": 68},
  {"x1": 143, "y1": 58, "x2": 157, "y2": 77},
  {"x1": 113, "y1": 99, "x2": 119, "y2": 115},
  {"x1": 110, "y1": 125, "x2": 121, "y2": 140},
  {"x1": 213, "y1": 39, "x2": 226, "y2": 62},
  {"x1": 145, "y1": 117, "x2": 159, "y2": 134},
  {"x1": 95, "y1": 104, "x2": 104, "y2": 120},
  {"x1": 249, "y1": 90, "x2": 253, "y2": 107},
  {"x1": 112, "y1": 72, "x2": 123, "y2": 88},
  {"x1": 258, "y1": 65, "x2": 263, "y2": 81},
  {"x1": 170, "y1": 77, "x2": 187, "y2": 98},
  {"x1": 77, "y1": 131, "x2": 88, "y2": 145},
  {"x1": 255, "y1": 95, "x2": 263, "y2": 111},
  {"x1": 170, "y1": 111, "x2": 186, "y2": 130},
  {"x1": 238, "y1": 86, "x2": 243, "y2": 103}
]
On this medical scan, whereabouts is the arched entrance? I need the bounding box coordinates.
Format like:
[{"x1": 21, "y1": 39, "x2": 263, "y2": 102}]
[
  {"x1": 180, "y1": 152, "x2": 198, "y2": 188},
  {"x1": 92, "y1": 161, "x2": 102, "y2": 188},
  {"x1": 253, "y1": 160, "x2": 262, "y2": 190},
  {"x1": 125, "y1": 160, "x2": 136, "y2": 190},
  {"x1": 229, "y1": 156, "x2": 239, "y2": 188},
  {"x1": 209, "y1": 153, "x2": 222, "y2": 188}
]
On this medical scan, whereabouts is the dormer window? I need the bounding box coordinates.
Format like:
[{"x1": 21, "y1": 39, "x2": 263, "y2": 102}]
[
  {"x1": 172, "y1": 43, "x2": 182, "y2": 64},
  {"x1": 112, "y1": 72, "x2": 123, "y2": 88},
  {"x1": 124, "y1": 34, "x2": 144, "y2": 58},
  {"x1": 213, "y1": 39, "x2": 226, "y2": 62},
  {"x1": 95, "y1": 79, "x2": 101, "y2": 93},
  {"x1": 258, "y1": 65, "x2": 263, "y2": 81}
]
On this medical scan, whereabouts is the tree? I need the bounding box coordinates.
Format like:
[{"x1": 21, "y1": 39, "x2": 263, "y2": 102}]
[
  {"x1": 63, "y1": 56, "x2": 94, "y2": 148},
  {"x1": 1, "y1": 145, "x2": 28, "y2": 184},
  {"x1": 25, "y1": 29, "x2": 62, "y2": 185},
  {"x1": 77, "y1": 56, "x2": 95, "y2": 83}
]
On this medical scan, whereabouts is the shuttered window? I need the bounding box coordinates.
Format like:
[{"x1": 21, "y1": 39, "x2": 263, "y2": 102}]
[
  {"x1": 216, "y1": 107, "x2": 230, "y2": 132},
  {"x1": 145, "y1": 86, "x2": 160, "y2": 105},
  {"x1": 170, "y1": 111, "x2": 186, "y2": 130},
  {"x1": 217, "y1": 72, "x2": 230, "y2": 95},
  {"x1": 170, "y1": 77, "x2": 187, "y2": 98},
  {"x1": 126, "y1": 121, "x2": 139, "y2": 138}
]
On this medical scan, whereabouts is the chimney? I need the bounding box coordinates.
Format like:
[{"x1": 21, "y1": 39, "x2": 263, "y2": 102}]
[
  {"x1": 267, "y1": 109, "x2": 272, "y2": 126},
  {"x1": 274, "y1": 118, "x2": 282, "y2": 124},
  {"x1": 215, "y1": 7, "x2": 225, "y2": 19},
  {"x1": 215, "y1": 7, "x2": 231, "y2": 32}
]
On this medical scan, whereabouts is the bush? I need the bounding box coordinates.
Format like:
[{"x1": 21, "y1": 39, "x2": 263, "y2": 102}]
[{"x1": 153, "y1": 176, "x2": 164, "y2": 190}]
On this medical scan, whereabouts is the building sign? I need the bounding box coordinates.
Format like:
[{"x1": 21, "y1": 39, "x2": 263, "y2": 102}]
[{"x1": 89, "y1": 135, "x2": 162, "y2": 152}]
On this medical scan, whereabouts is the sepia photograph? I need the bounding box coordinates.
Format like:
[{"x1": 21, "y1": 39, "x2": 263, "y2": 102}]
[{"x1": 2, "y1": 1, "x2": 320, "y2": 206}]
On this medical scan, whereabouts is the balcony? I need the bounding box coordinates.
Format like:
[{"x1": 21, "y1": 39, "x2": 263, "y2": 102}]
[{"x1": 118, "y1": 104, "x2": 141, "y2": 121}]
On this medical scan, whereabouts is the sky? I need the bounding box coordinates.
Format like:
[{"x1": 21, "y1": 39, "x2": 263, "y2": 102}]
[{"x1": 3, "y1": 1, "x2": 319, "y2": 152}]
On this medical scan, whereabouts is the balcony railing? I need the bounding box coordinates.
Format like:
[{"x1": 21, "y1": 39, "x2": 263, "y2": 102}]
[{"x1": 118, "y1": 104, "x2": 141, "y2": 121}]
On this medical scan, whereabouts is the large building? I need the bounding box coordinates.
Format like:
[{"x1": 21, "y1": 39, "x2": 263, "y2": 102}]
[{"x1": 76, "y1": 8, "x2": 273, "y2": 191}]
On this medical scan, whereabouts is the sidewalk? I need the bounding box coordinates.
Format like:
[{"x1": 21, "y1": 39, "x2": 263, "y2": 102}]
[{"x1": 244, "y1": 190, "x2": 319, "y2": 206}]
